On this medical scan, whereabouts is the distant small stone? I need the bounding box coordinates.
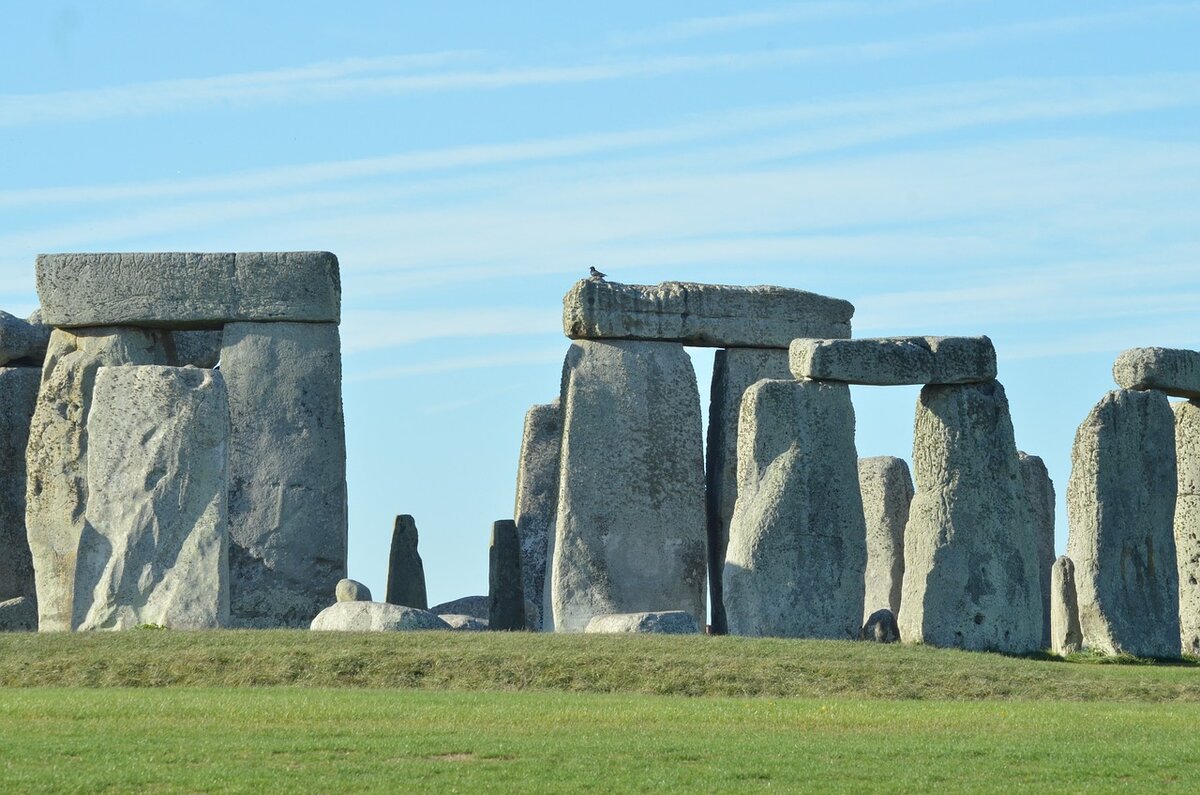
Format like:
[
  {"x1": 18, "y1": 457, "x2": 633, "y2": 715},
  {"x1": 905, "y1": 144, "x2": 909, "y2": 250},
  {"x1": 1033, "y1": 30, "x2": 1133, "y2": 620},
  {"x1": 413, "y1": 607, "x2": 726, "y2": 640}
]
[
  {"x1": 429, "y1": 595, "x2": 488, "y2": 620},
  {"x1": 584, "y1": 611, "x2": 700, "y2": 634},
  {"x1": 0, "y1": 596, "x2": 37, "y2": 632},
  {"x1": 310, "y1": 601, "x2": 450, "y2": 631},
  {"x1": 336, "y1": 579, "x2": 372, "y2": 603},
  {"x1": 439, "y1": 614, "x2": 489, "y2": 631},
  {"x1": 859, "y1": 609, "x2": 900, "y2": 643}
]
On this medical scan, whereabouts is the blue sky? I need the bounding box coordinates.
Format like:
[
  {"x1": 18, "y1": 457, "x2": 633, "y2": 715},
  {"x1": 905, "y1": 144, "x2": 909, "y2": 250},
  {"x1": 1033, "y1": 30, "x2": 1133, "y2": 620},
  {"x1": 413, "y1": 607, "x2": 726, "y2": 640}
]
[{"x1": 3, "y1": 1, "x2": 1198, "y2": 607}]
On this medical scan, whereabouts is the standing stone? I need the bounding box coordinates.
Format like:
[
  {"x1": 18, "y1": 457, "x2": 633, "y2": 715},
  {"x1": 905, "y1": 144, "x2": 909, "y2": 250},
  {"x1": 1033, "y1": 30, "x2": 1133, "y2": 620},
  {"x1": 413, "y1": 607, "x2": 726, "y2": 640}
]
[
  {"x1": 0, "y1": 368, "x2": 40, "y2": 602},
  {"x1": 512, "y1": 400, "x2": 561, "y2": 631},
  {"x1": 78, "y1": 366, "x2": 229, "y2": 630},
  {"x1": 724, "y1": 379, "x2": 866, "y2": 638},
  {"x1": 1066, "y1": 389, "x2": 1180, "y2": 658},
  {"x1": 0, "y1": 596, "x2": 37, "y2": 632},
  {"x1": 898, "y1": 381, "x2": 1042, "y2": 653},
  {"x1": 1050, "y1": 556, "x2": 1083, "y2": 655},
  {"x1": 552, "y1": 340, "x2": 706, "y2": 632},
  {"x1": 1173, "y1": 399, "x2": 1200, "y2": 656},
  {"x1": 222, "y1": 322, "x2": 347, "y2": 628},
  {"x1": 858, "y1": 456, "x2": 914, "y2": 621},
  {"x1": 1019, "y1": 452, "x2": 1056, "y2": 649},
  {"x1": 385, "y1": 515, "x2": 428, "y2": 610},
  {"x1": 705, "y1": 348, "x2": 791, "y2": 634},
  {"x1": 489, "y1": 519, "x2": 525, "y2": 631},
  {"x1": 25, "y1": 327, "x2": 174, "y2": 631},
  {"x1": 336, "y1": 579, "x2": 372, "y2": 603}
]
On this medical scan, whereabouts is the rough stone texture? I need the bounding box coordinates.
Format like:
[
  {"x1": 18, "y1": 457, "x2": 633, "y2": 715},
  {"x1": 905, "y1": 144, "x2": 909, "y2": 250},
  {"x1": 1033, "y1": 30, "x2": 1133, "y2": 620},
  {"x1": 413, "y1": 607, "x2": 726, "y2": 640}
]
[
  {"x1": 584, "y1": 611, "x2": 701, "y2": 634},
  {"x1": 898, "y1": 380, "x2": 1042, "y2": 653},
  {"x1": 25, "y1": 327, "x2": 174, "y2": 631},
  {"x1": 1113, "y1": 347, "x2": 1200, "y2": 399},
  {"x1": 36, "y1": 252, "x2": 341, "y2": 328},
  {"x1": 0, "y1": 368, "x2": 40, "y2": 602},
  {"x1": 552, "y1": 340, "x2": 707, "y2": 632},
  {"x1": 77, "y1": 366, "x2": 229, "y2": 631},
  {"x1": 705, "y1": 347, "x2": 791, "y2": 635},
  {"x1": 489, "y1": 519, "x2": 525, "y2": 631},
  {"x1": 439, "y1": 614, "x2": 489, "y2": 631},
  {"x1": 170, "y1": 330, "x2": 223, "y2": 369},
  {"x1": 1173, "y1": 399, "x2": 1200, "y2": 656},
  {"x1": 723, "y1": 379, "x2": 866, "y2": 638},
  {"x1": 1066, "y1": 389, "x2": 1180, "y2": 658},
  {"x1": 310, "y1": 601, "x2": 450, "y2": 631},
  {"x1": 0, "y1": 596, "x2": 37, "y2": 632},
  {"x1": 789, "y1": 336, "x2": 997, "y2": 385},
  {"x1": 0, "y1": 311, "x2": 50, "y2": 366},
  {"x1": 859, "y1": 608, "x2": 900, "y2": 643},
  {"x1": 512, "y1": 400, "x2": 560, "y2": 631},
  {"x1": 858, "y1": 456, "x2": 914, "y2": 621},
  {"x1": 336, "y1": 579, "x2": 372, "y2": 603},
  {"x1": 385, "y1": 515, "x2": 427, "y2": 610},
  {"x1": 222, "y1": 322, "x2": 347, "y2": 628},
  {"x1": 563, "y1": 280, "x2": 853, "y2": 348},
  {"x1": 429, "y1": 595, "x2": 488, "y2": 620},
  {"x1": 1019, "y1": 452, "x2": 1057, "y2": 649},
  {"x1": 1050, "y1": 556, "x2": 1083, "y2": 656}
]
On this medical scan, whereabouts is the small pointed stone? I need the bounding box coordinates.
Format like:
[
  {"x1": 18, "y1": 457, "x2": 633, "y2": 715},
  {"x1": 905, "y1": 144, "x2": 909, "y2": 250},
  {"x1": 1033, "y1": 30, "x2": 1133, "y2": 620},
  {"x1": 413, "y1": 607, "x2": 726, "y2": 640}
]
[{"x1": 386, "y1": 515, "x2": 428, "y2": 610}]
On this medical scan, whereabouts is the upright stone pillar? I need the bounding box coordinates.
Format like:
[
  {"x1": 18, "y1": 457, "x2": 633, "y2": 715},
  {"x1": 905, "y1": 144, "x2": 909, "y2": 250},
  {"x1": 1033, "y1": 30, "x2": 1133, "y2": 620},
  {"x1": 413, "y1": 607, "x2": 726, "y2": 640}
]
[
  {"x1": 1066, "y1": 389, "x2": 1179, "y2": 658},
  {"x1": 705, "y1": 348, "x2": 791, "y2": 635},
  {"x1": 858, "y1": 456, "x2": 913, "y2": 620},
  {"x1": 1050, "y1": 555, "x2": 1083, "y2": 656},
  {"x1": 899, "y1": 380, "x2": 1042, "y2": 653},
  {"x1": 386, "y1": 514, "x2": 428, "y2": 610},
  {"x1": 78, "y1": 366, "x2": 230, "y2": 630},
  {"x1": 489, "y1": 519, "x2": 525, "y2": 631},
  {"x1": 222, "y1": 322, "x2": 347, "y2": 628},
  {"x1": 1018, "y1": 452, "x2": 1056, "y2": 649},
  {"x1": 25, "y1": 327, "x2": 173, "y2": 631},
  {"x1": 513, "y1": 400, "x2": 560, "y2": 631},
  {"x1": 552, "y1": 340, "x2": 706, "y2": 633},
  {"x1": 724, "y1": 379, "x2": 866, "y2": 638},
  {"x1": 1173, "y1": 399, "x2": 1200, "y2": 656},
  {"x1": 0, "y1": 368, "x2": 40, "y2": 602}
]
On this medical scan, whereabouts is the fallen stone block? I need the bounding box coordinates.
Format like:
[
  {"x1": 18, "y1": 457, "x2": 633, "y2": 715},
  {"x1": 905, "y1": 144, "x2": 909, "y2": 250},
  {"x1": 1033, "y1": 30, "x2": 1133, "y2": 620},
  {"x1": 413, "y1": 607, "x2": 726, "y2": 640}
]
[
  {"x1": 36, "y1": 251, "x2": 340, "y2": 328},
  {"x1": 1113, "y1": 347, "x2": 1200, "y2": 399},
  {"x1": 310, "y1": 601, "x2": 450, "y2": 631},
  {"x1": 386, "y1": 515, "x2": 428, "y2": 610},
  {"x1": 489, "y1": 519, "x2": 525, "y2": 631},
  {"x1": 789, "y1": 336, "x2": 997, "y2": 385},
  {"x1": 0, "y1": 367, "x2": 40, "y2": 603},
  {"x1": 0, "y1": 311, "x2": 50, "y2": 366},
  {"x1": 1174, "y1": 399, "x2": 1200, "y2": 656},
  {"x1": 563, "y1": 280, "x2": 853, "y2": 348},
  {"x1": 859, "y1": 608, "x2": 900, "y2": 643},
  {"x1": 1050, "y1": 556, "x2": 1083, "y2": 656},
  {"x1": 439, "y1": 614, "x2": 489, "y2": 631},
  {"x1": 336, "y1": 579, "x2": 372, "y2": 603},
  {"x1": 1019, "y1": 452, "x2": 1056, "y2": 650},
  {"x1": 429, "y1": 595, "x2": 488, "y2": 620},
  {"x1": 859, "y1": 456, "x2": 913, "y2": 621},
  {"x1": 584, "y1": 611, "x2": 700, "y2": 634},
  {"x1": 0, "y1": 596, "x2": 37, "y2": 632},
  {"x1": 513, "y1": 400, "x2": 560, "y2": 631}
]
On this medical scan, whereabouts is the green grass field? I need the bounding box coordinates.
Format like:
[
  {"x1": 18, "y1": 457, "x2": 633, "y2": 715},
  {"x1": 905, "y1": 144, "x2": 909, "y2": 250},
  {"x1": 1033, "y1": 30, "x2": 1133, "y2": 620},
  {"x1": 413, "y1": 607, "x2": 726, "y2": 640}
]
[{"x1": 1, "y1": 631, "x2": 1197, "y2": 792}]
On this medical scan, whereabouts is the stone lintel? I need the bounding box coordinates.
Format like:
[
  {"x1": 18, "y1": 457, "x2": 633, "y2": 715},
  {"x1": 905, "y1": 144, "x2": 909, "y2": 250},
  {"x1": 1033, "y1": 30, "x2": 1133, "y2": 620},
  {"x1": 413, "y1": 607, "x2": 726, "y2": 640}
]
[{"x1": 789, "y1": 335, "x2": 996, "y2": 385}]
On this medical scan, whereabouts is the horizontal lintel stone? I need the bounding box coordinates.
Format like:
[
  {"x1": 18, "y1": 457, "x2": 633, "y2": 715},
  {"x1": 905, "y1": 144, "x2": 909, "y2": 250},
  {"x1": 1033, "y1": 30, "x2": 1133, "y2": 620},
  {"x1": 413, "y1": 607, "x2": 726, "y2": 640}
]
[
  {"x1": 1112, "y1": 347, "x2": 1200, "y2": 399},
  {"x1": 789, "y1": 335, "x2": 997, "y2": 385},
  {"x1": 563, "y1": 279, "x2": 853, "y2": 348},
  {"x1": 35, "y1": 252, "x2": 340, "y2": 328}
]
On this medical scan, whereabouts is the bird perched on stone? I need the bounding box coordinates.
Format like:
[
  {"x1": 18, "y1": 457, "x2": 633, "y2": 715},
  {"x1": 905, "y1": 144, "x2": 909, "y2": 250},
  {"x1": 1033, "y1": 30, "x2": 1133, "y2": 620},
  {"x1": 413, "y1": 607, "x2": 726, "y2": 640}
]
[{"x1": 589, "y1": 266, "x2": 607, "y2": 282}]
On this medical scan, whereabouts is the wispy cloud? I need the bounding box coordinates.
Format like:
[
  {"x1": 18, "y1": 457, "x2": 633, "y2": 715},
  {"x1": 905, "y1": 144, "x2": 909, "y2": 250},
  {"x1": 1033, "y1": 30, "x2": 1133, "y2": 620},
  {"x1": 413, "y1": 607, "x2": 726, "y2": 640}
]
[
  {"x1": 345, "y1": 349, "x2": 564, "y2": 383},
  {"x1": 340, "y1": 308, "x2": 561, "y2": 354}
]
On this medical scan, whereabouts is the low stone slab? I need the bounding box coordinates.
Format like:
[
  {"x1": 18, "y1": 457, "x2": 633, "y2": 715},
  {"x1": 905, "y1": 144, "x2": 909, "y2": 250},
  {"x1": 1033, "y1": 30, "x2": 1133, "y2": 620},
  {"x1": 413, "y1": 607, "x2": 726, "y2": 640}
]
[
  {"x1": 36, "y1": 252, "x2": 341, "y2": 328},
  {"x1": 0, "y1": 367, "x2": 40, "y2": 603},
  {"x1": 1050, "y1": 556, "x2": 1083, "y2": 656},
  {"x1": 439, "y1": 614, "x2": 489, "y2": 631},
  {"x1": 563, "y1": 280, "x2": 853, "y2": 348},
  {"x1": 430, "y1": 595, "x2": 488, "y2": 620},
  {"x1": 513, "y1": 400, "x2": 561, "y2": 631},
  {"x1": 1174, "y1": 400, "x2": 1200, "y2": 656},
  {"x1": 0, "y1": 596, "x2": 37, "y2": 632},
  {"x1": 789, "y1": 336, "x2": 996, "y2": 385},
  {"x1": 859, "y1": 456, "x2": 913, "y2": 621},
  {"x1": 336, "y1": 579, "x2": 372, "y2": 603},
  {"x1": 1113, "y1": 347, "x2": 1200, "y2": 398},
  {"x1": 584, "y1": 611, "x2": 700, "y2": 634},
  {"x1": 0, "y1": 311, "x2": 50, "y2": 365},
  {"x1": 310, "y1": 601, "x2": 451, "y2": 631}
]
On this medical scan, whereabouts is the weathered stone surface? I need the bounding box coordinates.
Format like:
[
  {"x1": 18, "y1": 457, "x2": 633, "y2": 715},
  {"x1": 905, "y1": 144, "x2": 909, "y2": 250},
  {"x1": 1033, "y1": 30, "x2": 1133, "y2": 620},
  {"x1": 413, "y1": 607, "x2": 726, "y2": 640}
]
[
  {"x1": 310, "y1": 601, "x2": 450, "y2": 631},
  {"x1": 78, "y1": 366, "x2": 229, "y2": 631},
  {"x1": 170, "y1": 330, "x2": 223, "y2": 369},
  {"x1": 0, "y1": 368, "x2": 39, "y2": 602},
  {"x1": 1066, "y1": 389, "x2": 1180, "y2": 658},
  {"x1": 36, "y1": 252, "x2": 341, "y2": 328},
  {"x1": 552, "y1": 340, "x2": 707, "y2": 632},
  {"x1": 489, "y1": 519, "x2": 525, "y2": 631},
  {"x1": 439, "y1": 614, "x2": 489, "y2": 631},
  {"x1": 1113, "y1": 347, "x2": 1200, "y2": 399},
  {"x1": 513, "y1": 400, "x2": 560, "y2": 631},
  {"x1": 1019, "y1": 451, "x2": 1056, "y2": 649},
  {"x1": 1173, "y1": 399, "x2": 1200, "y2": 656},
  {"x1": 1050, "y1": 556, "x2": 1083, "y2": 656},
  {"x1": 336, "y1": 579, "x2": 372, "y2": 603},
  {"x1": 858, "y1": 456, "x2": 913, "y2": 621},
  {"x1": 26, "y1": 327, "x2": 174, "y2": 631},
  {"x1": 724, "y1": 379, "x2": 866, "y2": 638},
  {"x1": 705, "y1": 348, "x2": 791, "y2": 635},
  {"x1": 563, "y1": 280, "x2": 853, "y2": 348},
  {"x1": 222, "y1": 322, "x2": 347, "y2": 628},
  {"x1": 859, "y1": 608, "x2": 900, "y2": 643},
  {"x1": 0, "y1": 596, "x2": 37, "y2": 632},
  {"x1": 0, "y1": 311, "x2": 50, "y2": 366},
  {"x1": 386, "y1": 515, "x2": 427, "y2": 610},
  {"x1": 430, "y1": 595, "x2": 488, "y2": 620},
  {"x1": 789, "y1": 336, "x2": 997, "y2": 385},
  {"x1": 584, "y1": 611, "x2": 700, "y2": 634},
  {"x1": 898, "y1": 380, "x2": 1042, "y2": 653}
]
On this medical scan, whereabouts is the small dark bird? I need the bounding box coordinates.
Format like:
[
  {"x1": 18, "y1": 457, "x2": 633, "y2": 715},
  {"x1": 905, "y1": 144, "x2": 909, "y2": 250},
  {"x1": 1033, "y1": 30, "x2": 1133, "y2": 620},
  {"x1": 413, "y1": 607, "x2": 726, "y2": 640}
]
[{"x1": 589, "y1": 266, "x2": 607, "y2": 282}]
